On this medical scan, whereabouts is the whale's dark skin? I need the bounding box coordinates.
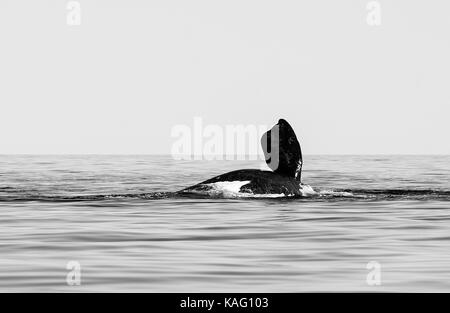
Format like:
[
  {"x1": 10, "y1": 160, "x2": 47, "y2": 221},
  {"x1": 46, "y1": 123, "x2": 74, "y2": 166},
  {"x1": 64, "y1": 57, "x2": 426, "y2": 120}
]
[
  {"x1": 261, "y1": 119, "x2": 303, "y2": 181},
  {"x1": 182, "y1": 169, "x2": 303, "y2": 196},
  {"x1": 181, "y1": 119, "x2": 304, "y2": 196}
]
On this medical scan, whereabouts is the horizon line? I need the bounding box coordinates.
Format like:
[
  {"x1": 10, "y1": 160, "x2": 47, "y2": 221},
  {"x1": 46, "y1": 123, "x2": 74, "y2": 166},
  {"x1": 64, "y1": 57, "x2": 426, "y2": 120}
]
[{"x1": 0, "y1": 153, "x2": 449, "y2": 156}]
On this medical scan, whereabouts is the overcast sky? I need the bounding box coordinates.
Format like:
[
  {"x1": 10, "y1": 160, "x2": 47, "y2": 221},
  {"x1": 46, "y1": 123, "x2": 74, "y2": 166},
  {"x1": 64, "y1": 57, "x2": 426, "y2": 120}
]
[{"x1": 0, "y1": 0, "x2": 449, "y2": 154}]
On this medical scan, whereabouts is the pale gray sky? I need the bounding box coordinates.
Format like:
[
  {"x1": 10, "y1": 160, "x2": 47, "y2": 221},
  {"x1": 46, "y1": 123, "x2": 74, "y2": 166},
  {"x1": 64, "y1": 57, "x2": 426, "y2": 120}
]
[{"x1": 0, "y1": 0, "x2": 449, "y2": 154}]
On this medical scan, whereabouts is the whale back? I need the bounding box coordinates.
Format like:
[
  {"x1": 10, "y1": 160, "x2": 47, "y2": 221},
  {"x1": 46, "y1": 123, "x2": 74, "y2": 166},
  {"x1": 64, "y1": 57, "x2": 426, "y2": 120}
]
[{"x1": 261, "y1": 119, "x2": 303, "y2": 181}]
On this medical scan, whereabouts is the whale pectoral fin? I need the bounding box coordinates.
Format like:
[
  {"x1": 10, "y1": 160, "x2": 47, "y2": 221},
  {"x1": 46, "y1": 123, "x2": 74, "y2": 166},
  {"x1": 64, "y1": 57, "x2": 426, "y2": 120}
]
[{"x1": 261, "y1": 119, "x2": 303, "y2": 181}]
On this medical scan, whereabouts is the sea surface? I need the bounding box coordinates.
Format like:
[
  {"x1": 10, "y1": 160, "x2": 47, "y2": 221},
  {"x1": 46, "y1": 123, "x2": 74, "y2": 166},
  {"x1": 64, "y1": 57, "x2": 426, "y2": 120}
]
[{"x1": 0, "y1": 155, "x2": 449, "y2": 292}]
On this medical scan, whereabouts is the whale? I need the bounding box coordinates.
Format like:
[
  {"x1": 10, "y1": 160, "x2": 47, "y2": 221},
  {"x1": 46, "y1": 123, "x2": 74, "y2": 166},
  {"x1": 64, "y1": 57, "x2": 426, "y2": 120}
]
[{"x1": 180, "y1": 119, "x2": 307, "y2": 197}]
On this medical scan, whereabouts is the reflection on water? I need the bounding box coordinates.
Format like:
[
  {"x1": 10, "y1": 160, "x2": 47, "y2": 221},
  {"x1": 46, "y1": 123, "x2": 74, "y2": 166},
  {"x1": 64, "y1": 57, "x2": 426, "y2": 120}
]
[{"x1": 0, "y1": 155, "x2": 449, "y2": 292}]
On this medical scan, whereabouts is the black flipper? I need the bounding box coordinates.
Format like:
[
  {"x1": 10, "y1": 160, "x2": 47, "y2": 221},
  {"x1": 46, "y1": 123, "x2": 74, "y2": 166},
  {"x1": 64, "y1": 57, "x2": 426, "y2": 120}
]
[{"x1": 261, "y1": 119, "x2": 303, "y2": 182}]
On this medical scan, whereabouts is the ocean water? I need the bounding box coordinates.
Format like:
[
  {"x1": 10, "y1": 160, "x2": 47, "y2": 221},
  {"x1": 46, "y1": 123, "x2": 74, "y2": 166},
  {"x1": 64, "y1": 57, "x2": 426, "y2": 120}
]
[{"x1": 0, "y1": 155, "x2": 449, "y2": 292}]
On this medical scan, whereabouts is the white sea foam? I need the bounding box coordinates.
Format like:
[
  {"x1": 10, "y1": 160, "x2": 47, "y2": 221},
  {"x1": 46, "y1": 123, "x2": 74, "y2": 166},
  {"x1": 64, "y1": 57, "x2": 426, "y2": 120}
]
[
  {"x1": 242, "y1": 193, "x2": 289, "y2": 198},
  {"x1": 299, "y1": 184, "x2": 316, "y2": 197},
  {"x1": 190, "y1": 181, "x2": 317, "y2": 198},
  {"x1": 317, "y1": 189, "x2": 355, "y2": 197},
  {"x1": 206, "y1": 180, "x2": 251, "y2": 197}
]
